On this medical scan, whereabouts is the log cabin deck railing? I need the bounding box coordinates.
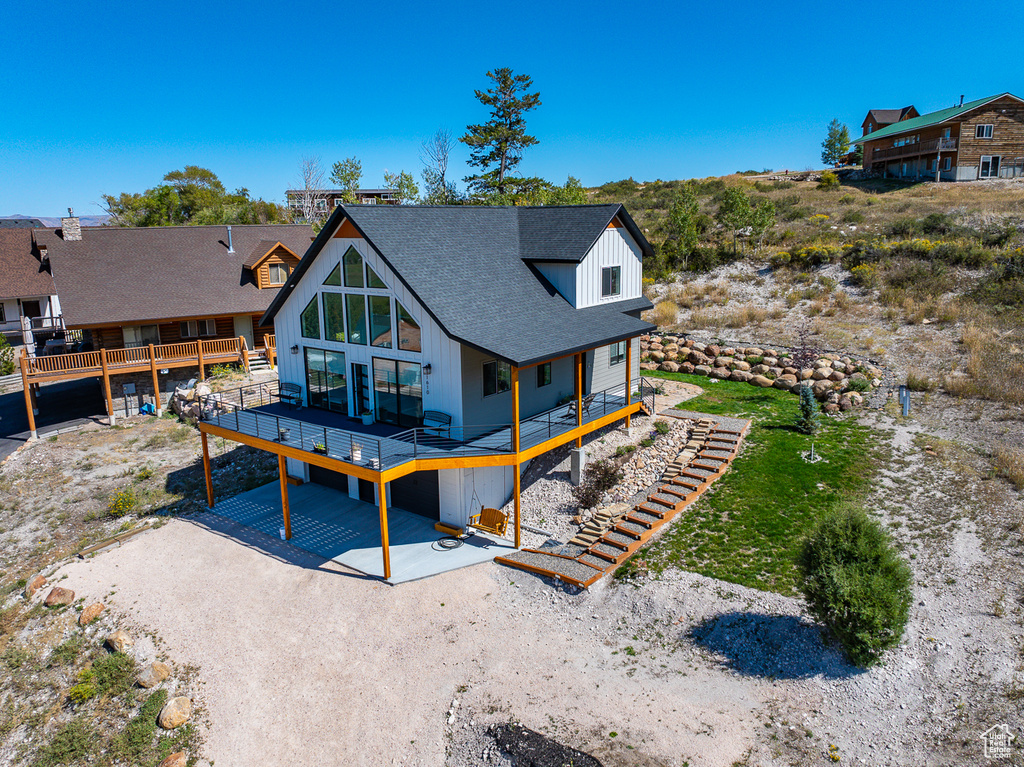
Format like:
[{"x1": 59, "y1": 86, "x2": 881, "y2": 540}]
[
  {"x1": 261, "y1": 334, "x2": 277, "y2": 368},
  {"x1": 23, "y1": 338, "x2": 248, "y2": 382},
  {"x1": 869, "y1": 137, "x2": 957, "y2": 164}
]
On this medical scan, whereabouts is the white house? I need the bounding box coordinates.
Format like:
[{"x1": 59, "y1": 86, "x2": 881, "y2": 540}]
[{"x1": 199, "y1": 203, "x2": 656, "y2": 578}]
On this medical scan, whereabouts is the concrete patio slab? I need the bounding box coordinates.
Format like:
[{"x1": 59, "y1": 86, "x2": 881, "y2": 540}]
[{"x1": 209, "y1": 481, "x2": 514, "y2": 583}]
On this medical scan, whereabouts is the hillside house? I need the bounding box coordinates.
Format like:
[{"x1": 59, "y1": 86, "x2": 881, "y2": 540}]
[
  {"x1": 854, "y1": 93, "x2": 1024, "y2": 180},
  {"x1": 285, "y1": 188, "x2": 398, "y2": 221},
  {"x1": 18, "y1": 218, "x2": 312, "y2": 436},
  {"x1": 197, "y1": 204, "x2": 656, "y2": 579}
]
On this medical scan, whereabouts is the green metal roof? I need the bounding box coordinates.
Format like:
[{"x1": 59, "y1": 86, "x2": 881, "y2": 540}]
[{"x1": 851, "y1": 93, "x2": 1019, "y2": 144}]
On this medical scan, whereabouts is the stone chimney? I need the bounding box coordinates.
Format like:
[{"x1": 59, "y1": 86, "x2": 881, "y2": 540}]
[{"x1": 61, "y1": 207, "x2": 82, "y2": 241}]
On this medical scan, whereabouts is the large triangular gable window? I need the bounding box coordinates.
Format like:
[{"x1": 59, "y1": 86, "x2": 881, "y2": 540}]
[{"x1": 323, "y1": 263, "x2": 342, "y2": 286}]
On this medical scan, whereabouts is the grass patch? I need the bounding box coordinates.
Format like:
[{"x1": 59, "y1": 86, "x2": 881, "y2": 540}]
[{"x1": 631, "y1": 371, "x2": 881, "y2": 594}]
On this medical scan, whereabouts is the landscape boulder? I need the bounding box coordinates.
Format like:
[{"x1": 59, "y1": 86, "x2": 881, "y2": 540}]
[
  {"x1": 648, "y1": 351, "x2": 665, "y2": 363},
  {"x1": 106, "y1": 630, "x2": 134, "y2": 653},
  {"x1": 713, "y1": 356, "x2": 733, "y2": 368},
  {"x1": 763, "y1": 357, "x2": 779, "y2": 368},
  {"x1": 824, "y1": 402, "x2": 841, "y2": 415},
  {"x1": 158, "y1": 697, "x2": 192, "y2": 729},
  {"x1": 750, "y1": 364, "x2": 770, "y2": 375},
  {"x1": 799, "y1": 368, "x2": 815, "y2": 381},
  {"x1": 659, "y1": 362, "x2": 680, "y2": 373},
  {"x1": 811, "y1": 379, "x2": 834, "y2": 400},
  {"x1": 839, "y1": 396, "x2": 854, "y2": 411},
  {"x1": 138, "y1": 661, "x2": 172, "y2": 689},
  {"x1": 812, "y1": 368, "x2": 832, "y2": 381},
  {"x1": 44, "y1": 587, "x2": 75, "y2": 607},
  {"x1": 662, "y1": 335, "x2": 679, "y2": 345},
  {"x1": 24, "y1": 574, "x2": 47, "y2": 599},
  {"x1": 79, "y1": 602, "x2": 104, "y2": 626},
  {"x1": 745, "y1": 347, "x2": 764, "y2": 357},
  {"x1": 709, "y1": 366, "x2": 730, "y2": 380},
  {"x1": 773, "y1": 374, "x2": 798, "y2": 391},
  {"x1": 750, "y1": 375, "x2": 774, "y2": 388},
  {"x1": 158, "y1": 754, "x2": 187, "y2": 767},
  {"x1": 706, "y1": 344, "x2": 721, "y2": 358},
  {"x1": 694, "y1": 365, "x2": 712, "y2": 377},
  {"x1": 721, "y1": 347, "x2": 736, "y2": 357},
  {"x1": 783, "y1": 366, "x2": 799, "y2": 377},
  {"x1": 730, "y1": 360, "x2": 751, "y2": 372},
  {"x1": 729, "y1": 370, "x2": 752, "y2": 383},
  {"x1": 679, "y1": 362, "x2": 695, "y2": 374}
]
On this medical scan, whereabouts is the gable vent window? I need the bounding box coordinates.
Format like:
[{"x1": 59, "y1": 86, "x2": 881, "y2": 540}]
[
  {"x1": 181, "y1": 319, "x2": 216, "y2": 338},
  {"x1": 976, "y1": 124, "x2": 994, "y2": 139},
  {"x1": 268, "y1": 263, "x2": 289, "y2": 285},
  {"x1": 601, "y1": 265, "x2": 621, "y2": 298}
]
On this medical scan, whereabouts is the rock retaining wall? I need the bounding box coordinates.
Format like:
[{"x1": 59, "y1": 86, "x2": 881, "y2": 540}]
[{"x1": 640, "y1": 335, "x2": 885, "y2": 414}]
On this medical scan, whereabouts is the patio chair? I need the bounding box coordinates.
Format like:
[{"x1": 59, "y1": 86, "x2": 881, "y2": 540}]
[
  {"x1": 469, "y1": 506, "x2": 508, "y2": 537},
  {"x1": 562, "y1": 393, "x2": 596, "y2": 420},
  {"x1": 422, "y1": 410, "x2": 452, "y2": 438},
  {"x1": 277, "y1": 382, "x2": 302, "y2": 409}
]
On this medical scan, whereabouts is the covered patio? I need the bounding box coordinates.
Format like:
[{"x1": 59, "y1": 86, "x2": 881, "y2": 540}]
[{"x1": 210, "y1": 480, "x2": 514, "y2": 583}]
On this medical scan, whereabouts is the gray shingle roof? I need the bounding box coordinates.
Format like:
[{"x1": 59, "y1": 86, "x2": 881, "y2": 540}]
[
  {"x1": 39, "y1": 224, "x2": 313, "y2": 327},
  {"x1": 263, "y1": 205, "x2": 655, "y2": 367}
]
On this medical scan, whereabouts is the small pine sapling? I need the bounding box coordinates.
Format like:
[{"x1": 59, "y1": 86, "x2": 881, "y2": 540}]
[{"x1": 797, "y1": 384, "x2": 820, "y2": 435}]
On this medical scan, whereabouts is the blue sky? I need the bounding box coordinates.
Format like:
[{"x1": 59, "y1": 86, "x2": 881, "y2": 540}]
[{"x1": 2, "y1": 0, "x2": 1022, "y2": 217}]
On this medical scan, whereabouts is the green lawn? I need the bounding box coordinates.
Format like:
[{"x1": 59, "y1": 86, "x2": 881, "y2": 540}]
[{"x1": 622, "y1": 371, "x2": 883, "y2": 594}]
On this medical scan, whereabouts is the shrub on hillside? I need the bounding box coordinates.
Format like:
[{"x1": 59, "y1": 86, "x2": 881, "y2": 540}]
[
  {"x1": 797, "y1": 504, "x2": 913, "y2": 667},
  {"x1": 571, "y1": 460, "x2": 623, "y2": 510},
  {"x1": 817, "y1": 171, "x2": 840, "y2": 190}
]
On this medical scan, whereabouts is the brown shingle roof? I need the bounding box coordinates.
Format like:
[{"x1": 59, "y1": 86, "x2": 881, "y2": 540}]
[
  {"x1": 241, "y1": 239, "x2": 299, "y2": 269},
  {"x1": 38, "y1": 224, "x2": 313, "y2": 328},
  {"x1": 0, "y1": 228, "x2": 56, "y2": 300},
  {"x1": 866, "y1": 106, "x2": 916, "y2": 125}
]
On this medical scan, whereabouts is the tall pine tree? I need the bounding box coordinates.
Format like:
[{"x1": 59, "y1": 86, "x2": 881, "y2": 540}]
[
  {"x1": 821, "y1": 119, "x2": 851, "y2": 167},
  {"x1": 460, "y1": 68, "x2": 541, "y2": 198}
]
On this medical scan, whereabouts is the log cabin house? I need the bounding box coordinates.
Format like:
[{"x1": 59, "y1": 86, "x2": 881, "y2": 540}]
[
  {"x1": 854, "y1": 93, "x2": 1024, "y2": 181},
  {"x1": 18, "y1": 217, "x2": 312, "y2": 436},
  {"x1": 197, "y1": 204, "x2": 657, "y2": 579}
]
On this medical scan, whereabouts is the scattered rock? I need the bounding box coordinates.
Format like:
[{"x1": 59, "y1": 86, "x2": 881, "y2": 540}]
[
  {"x1": 157, "y1": 754, "x2": 187, "y2": 767},
  {"x1": 44, "y1": 587, "x2": 74, "y2": 606},
  {"x1": 750, "y1": 375, "x2": 774, "y2": 388},
  {"x1": 138, "y1": 661, "x2": 172, "y2": 689},
  {"x1": 106, "y1": 630, "x2": 134, "y2": 653},
  {"x1": 24, "y1": 574, "x2": 47, "y2": 598},
  {"x1": 79, "y1": 602, "x2": 104, "y2": 626},
  {"x1": 158, "y1": 697, "x2": 192, "y2": 729}
]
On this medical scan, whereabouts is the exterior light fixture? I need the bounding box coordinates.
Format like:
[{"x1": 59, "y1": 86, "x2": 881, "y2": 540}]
[
  {"x1": 423, "y1": 363, "x2": 432, "y2": 375},
  {"x1": 159, "y1": 369, "x2": 169, "y2": 375},
  {"x1": 290, "y1": 345, "x2": 299, "y2": 355}
]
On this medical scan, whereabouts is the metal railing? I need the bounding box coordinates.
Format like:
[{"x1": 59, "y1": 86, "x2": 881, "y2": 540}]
[{"x1": 198, "y1": 377, "x2": 654, "y2": 472}]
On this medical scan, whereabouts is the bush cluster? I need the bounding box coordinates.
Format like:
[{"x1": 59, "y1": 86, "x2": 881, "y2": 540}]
[
  {"x1": 106, "y1": 487, "x2": 138, "y2": 518},
  {"x1": 571, "y1": 459, "x2": 623, "y2": 510},
  {"x1": 797, "y1": 504, "x2": 913, "y2": 667},
  {"x1": 770, "y1": 244, "x2": 841, "y2": 269}
]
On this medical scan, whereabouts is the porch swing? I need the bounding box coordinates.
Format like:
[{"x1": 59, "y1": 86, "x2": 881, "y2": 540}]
[{"x1": 466, "y1": 471, "x2": 508, "y2": 537}]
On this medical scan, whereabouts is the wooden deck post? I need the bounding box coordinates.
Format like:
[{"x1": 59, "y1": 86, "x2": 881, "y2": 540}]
[
  {"x1": 624, "y1": 338, "x2": 633, "y2": 429},
  {"x1": 511, "y1": 366, "x2": 521, "y2": 549},
  {"x1": 201, "y1": 431, "x2": 214, "y2": 508},
  {"x1": 19, "y1": 352, "x2": 36, "y2": 439},
  {"x1": 574, "y1": 353, "x2": 583, "y2": 448},
  {"x1": 239, "y1": 336, "x2": 250, "y2": 375},
  {"x1": 378, "y1": 480, "x2": 391, "y2": 579},
  {"x1": 278, "y1": 454, "x2": 291, "y2": 539},
  {"x1": 100, "y1": 348, "x2": 115, "y2": 426},
  {"x1": 148, "y1": 344, "x2": 162, "y2": 416},
  {"x1": 197, "y1": 340, "x2": 205, "y2": 381}
]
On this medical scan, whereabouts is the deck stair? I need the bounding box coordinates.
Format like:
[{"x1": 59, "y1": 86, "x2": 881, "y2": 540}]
[{"x1": 497, "y1": 412, "x2": 751, "y2": 586}]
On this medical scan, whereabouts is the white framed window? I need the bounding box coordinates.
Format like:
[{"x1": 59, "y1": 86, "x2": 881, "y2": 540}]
[
  {"x1": 180, "y1": 319, "x2": 216, "y2": 338},
  {"x1": 609, "y1": 341, "x2": 626, "y2": 366},
  {"x1": 980, "y1": 156, "x2": 1001, "y2": 178},
  {"x1": 976, "y1": 124, "x2": 994, "y2": 139},
  {"x1": 123, "y1": 324, "x2": 160, "y2": 347},
  {"x1": 483, "y1": 359, "x2": 511, "y2": 397},
  {"x1": 268, "y1": 263, "x2": 289, "y2": 285},
  {"x1": 943, "y1": 157, "x2": 952, "y2": 171},
  {"x1": 601, "y1": 265, "x2": 621, "y2": 298}
]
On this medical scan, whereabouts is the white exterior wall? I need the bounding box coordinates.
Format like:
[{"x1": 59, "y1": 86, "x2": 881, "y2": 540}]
[
  {"x1": 438, "y1": 466, "x2": 514, "y2": 528},
  {"x1": 575, "y1": 228, "x2": 643, "y2": 308},
  {"x1": 0, "y1": 294, "x2": 62, "y2": 334},
  {"x1": 274, "y1": 235, "x2": 464, "y2": 426}
]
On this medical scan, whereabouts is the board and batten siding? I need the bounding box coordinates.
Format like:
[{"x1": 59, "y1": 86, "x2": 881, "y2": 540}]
[
  {"x1": 274, "y1": 234, "x2": 464, "y2": 426},
  {"x1": 587, "y1": 339, "x2": 640, "y2": 395},
  {"x1": 575, "y1": 227, "x2": 643, "y2": 309},
  {"x1": 438, "y1": 466, "x2": 514, "y2": 528},
  {"x1": 533, "y1": 262, "x2": 576, "y2": 305}
]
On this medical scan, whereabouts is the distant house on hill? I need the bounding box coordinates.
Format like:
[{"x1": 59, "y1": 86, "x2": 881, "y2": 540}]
[
  {"x1": 285, "y1": 189, "x2": 399, "y2": 222},
  {"x1": 853, "y1": 93, "x2": 1024, "y2": 181}
]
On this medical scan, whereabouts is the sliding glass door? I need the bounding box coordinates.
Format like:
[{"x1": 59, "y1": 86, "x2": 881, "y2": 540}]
[
  {"x1": 372, "y1": 358, "x2": 423, "y2": 427},
  {"x1": 304, "y1": 348, "x2": 348, "y2": 413}
]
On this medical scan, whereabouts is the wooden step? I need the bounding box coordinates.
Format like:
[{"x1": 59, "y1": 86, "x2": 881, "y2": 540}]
[
  {"x1": 690, "y1": 462, "x2": 721, "y2": 473},
  {"x1": 636, "y1": 502, "x2": 668, "y2": 518},
  {"x1": 647, "y1": 494, "x2": 675, "y2": 509},
  {"x1": 659, "y1": 485, "x2": 690, "y2": 500},
  {"x1": 598, "y1": 536, "x2": 631, "y2": 551},
  {"x1": 585, "y1": 547, "x2": 619, "y2": 563},
  {"x1": 612, "y1": 523, "x2": 643, "y2": 539},
  {"x1": 670, "y1": 477, "x2": 700, "y2": 490},
  {"x1": 624, "y1": 514, "x2": 655, "y2": 529}
]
